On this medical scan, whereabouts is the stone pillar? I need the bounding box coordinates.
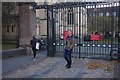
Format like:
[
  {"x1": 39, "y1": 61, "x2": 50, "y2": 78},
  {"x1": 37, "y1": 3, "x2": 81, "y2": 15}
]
[
  {"x1": 19, "y1": 3, "x2": 36, "y2": 47},
  {"x1": 0, "y1": 2, "x2": 2, "y2": 80},
  {"x1": 0, "y1": 2, "x2": 2, "y2": 43}
]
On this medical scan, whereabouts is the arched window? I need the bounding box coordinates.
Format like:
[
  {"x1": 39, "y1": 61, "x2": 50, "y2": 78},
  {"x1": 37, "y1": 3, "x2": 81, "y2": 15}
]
[
  {"x1": 7, "y1": 26, "x2": 9, "y2": 32},
  {"x1": 12, "y1": 25, "x2": 15, "y2": 32},
  {"x1": 67, "y1": 8, "x2": 74, "y2": 25}
]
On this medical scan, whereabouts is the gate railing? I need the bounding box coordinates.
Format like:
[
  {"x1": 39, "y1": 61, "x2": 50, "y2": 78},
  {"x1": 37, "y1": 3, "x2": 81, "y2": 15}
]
[{"x1": 35, "y1": 1, "x2": 120, "y2": 59}]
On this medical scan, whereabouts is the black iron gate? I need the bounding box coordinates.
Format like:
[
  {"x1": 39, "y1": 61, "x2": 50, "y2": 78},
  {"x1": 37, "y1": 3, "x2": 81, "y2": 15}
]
[{"x1": 36, "y1": 1, "x2": 119, "y2": 59}]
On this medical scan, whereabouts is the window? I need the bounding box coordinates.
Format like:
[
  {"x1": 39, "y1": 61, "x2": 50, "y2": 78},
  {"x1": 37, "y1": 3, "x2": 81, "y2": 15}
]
[
  {"x1": 67, "y1": 8, "x2": 74, "y2": 25},
  {"x1": 12, "y1": 25, "x2": 14, "y2": 32},
  {"x1": 7, "y1": 26, "x2": 9, "y2": 32},
  {"x1": 61, "y1": 12, "x2": 63, "y2": 20}
]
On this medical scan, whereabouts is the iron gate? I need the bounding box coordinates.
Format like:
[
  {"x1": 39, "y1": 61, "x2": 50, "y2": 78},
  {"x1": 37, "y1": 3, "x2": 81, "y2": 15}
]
[{"x1": 36, "y1": 1, "x2": 119, "y2": 59}]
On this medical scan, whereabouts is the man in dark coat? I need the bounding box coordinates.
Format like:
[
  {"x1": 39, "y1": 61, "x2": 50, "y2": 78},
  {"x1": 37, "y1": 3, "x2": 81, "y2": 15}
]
[{"x1": 30, "y1": 36, "x2": 39, "y2": 60}]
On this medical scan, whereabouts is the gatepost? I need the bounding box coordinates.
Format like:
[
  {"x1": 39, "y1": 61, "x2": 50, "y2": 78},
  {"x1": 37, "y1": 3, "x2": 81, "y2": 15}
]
[{"x1": 18, "y1": 3, "x2": 36, "y2": 49}]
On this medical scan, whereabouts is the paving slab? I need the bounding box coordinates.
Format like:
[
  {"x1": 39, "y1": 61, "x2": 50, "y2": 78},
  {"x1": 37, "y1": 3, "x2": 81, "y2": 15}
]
[
  {"x1": 2, "y1": 51, "x2": 47, "y2": 74},
  {"x1": 2, "y1": 56, "x2": 117, "y2": 78}
]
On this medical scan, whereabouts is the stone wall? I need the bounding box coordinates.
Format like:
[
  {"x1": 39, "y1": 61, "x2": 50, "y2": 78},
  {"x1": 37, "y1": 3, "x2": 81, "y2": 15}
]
[
  {"x1": 1, "y1": 48, "x2": 26, "y2": 59},
  {"x1": 19, "y1": 3, "x2": 36, "y2": 46}
]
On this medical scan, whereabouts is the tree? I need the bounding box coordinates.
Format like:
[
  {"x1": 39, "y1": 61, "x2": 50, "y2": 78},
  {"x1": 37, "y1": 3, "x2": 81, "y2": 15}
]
[{"x1": 87, "y1": 16, "x2": 118, "y2": 35}]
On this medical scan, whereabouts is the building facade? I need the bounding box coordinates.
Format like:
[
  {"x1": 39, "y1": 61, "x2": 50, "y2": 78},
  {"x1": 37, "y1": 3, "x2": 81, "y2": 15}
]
[
  {"x1": 2, "y1": 2, "x2": 19, "y2": 43},
  {"x1": 36, "y1": 1, "x2": 87, "y2": 38}
]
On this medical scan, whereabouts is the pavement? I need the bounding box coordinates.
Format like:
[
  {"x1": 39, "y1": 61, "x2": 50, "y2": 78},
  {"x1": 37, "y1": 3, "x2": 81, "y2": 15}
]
[
  {"x1": 114, "y1": 62, "x2": 120, "y2": 79},
  {"x1": 2, "y1": 50, "x2": 47, "y2": 74},
  {"x1": 2, "y1": 51, "x2": 117, "y2": 78}
]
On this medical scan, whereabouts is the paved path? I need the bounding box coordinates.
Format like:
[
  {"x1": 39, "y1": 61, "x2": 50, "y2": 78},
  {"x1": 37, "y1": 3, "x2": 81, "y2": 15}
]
[
  {"x1": 3, "y1": 56, "x2": 116, "y2": 78},
  {"x1": 114, "y1": 62, "x2": 120, "y2": 79},
  {"x1": 2, "y1": 51, "x2": 47, "y2": 74}
]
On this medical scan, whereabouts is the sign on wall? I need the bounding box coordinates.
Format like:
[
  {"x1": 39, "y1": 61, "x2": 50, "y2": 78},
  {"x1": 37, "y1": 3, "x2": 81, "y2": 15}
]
[{"x1": 90, "y1": 35, "x2": 100, "y2": 41}]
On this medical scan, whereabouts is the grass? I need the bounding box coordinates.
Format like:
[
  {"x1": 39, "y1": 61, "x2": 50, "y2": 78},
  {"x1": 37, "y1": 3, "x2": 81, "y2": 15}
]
[{"x1": 1, "y1": 43, "x2": 17, "y2": 50}]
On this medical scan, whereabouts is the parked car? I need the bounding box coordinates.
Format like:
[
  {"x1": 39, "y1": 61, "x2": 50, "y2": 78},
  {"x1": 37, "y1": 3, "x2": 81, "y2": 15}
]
[
  {"x1": 74, "y1": 34, "x2": 78, "y2": 38},
  {"x1": 84, "y1": 34, "x2": 91, "y2": 41},
  {"x1": 104, "y1": 31, "x2": 112, "y2": 39}
]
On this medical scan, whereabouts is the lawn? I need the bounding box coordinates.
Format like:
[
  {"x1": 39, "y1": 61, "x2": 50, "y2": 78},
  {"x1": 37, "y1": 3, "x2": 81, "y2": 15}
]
[{"x1": 1, "y1": 43, "x2": 17, "y2": 50}]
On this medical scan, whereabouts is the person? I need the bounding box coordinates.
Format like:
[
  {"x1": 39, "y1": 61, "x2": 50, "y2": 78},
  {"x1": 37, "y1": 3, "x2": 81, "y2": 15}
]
[
  {"x1": 64, "y1": 30, "x2": 74, "y2": 68},
  {"x1": 30, "y1": 36, "x2": 40, "y2": 60}
]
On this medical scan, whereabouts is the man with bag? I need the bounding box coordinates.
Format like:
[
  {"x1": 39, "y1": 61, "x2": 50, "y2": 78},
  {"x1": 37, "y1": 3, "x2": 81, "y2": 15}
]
[
  {"x1": 30, "y1": 36, "x2": 40, "y2": 60},
  {"x1": 64, "y1": 30, "x2": 74, "y2": 68}
]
